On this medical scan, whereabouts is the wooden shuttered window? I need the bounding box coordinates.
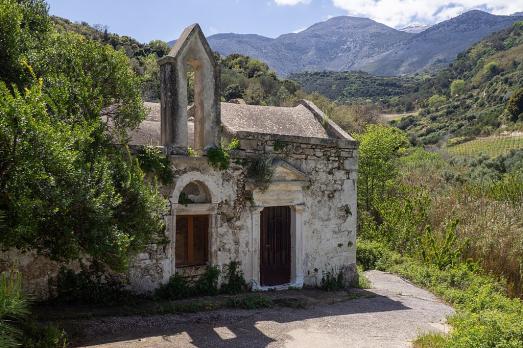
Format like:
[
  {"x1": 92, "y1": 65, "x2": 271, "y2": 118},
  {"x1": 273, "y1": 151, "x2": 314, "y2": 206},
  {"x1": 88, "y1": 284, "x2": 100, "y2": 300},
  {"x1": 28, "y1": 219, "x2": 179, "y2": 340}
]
[{"x1": 175, "y1": 215, "x2": 209, "y2": 267}]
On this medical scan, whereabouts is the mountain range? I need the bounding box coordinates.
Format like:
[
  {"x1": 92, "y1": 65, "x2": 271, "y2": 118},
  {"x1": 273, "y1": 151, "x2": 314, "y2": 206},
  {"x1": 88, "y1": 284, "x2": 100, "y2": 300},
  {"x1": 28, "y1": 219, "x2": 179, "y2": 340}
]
[{"x1": 171, "y1": 10, "x2": 523, "y2": 76}]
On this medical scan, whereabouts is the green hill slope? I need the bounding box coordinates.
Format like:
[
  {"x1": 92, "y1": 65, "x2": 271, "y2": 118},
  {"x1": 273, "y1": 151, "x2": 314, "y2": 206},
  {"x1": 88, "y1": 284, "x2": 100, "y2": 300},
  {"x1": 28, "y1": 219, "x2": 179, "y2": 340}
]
[
  {"x1": 397, "y1": 21, "x2": 523, "y2": 145},
  {"x1": 289, "y1": 71, "x2": 421, "y2": 111}
]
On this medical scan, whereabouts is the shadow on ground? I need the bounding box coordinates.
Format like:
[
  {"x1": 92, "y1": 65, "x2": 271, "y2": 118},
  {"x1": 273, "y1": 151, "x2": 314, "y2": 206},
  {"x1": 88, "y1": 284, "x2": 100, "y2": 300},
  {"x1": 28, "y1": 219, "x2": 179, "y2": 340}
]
[{"x1": 56, "y1": 289, "x2": 409, "y2": 347}]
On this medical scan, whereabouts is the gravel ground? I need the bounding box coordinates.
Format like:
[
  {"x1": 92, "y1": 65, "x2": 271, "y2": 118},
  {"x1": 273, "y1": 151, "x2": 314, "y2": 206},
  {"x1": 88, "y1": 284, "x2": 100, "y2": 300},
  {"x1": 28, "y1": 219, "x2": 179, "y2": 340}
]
[{"x1": 67, "y1": 271, "x2": 454, "y2": 348}]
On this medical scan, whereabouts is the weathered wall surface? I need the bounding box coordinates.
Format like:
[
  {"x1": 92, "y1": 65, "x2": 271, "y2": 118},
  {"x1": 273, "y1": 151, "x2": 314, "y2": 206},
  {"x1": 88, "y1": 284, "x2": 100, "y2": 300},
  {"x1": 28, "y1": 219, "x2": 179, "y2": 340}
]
[
  {"x1": 1, "y1": 133, "x2": 357, "y2": 299},
  {"x1": 229, "y1": 132, "x2": 358, "y2": 287}
]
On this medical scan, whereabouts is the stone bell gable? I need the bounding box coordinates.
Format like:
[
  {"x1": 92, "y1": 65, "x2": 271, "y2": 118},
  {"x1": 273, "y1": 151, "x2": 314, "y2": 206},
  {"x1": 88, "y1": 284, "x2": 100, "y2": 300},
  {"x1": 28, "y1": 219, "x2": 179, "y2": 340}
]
[{"x1": 158, "y1": 24, "x2": 221, "y2": 152}]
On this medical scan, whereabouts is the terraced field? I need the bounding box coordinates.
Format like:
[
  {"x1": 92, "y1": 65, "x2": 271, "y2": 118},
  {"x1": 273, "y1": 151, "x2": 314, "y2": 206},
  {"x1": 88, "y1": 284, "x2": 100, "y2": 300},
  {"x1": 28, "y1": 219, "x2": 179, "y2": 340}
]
[{"x1": 447, "y1": 134, "x2": 523, "y2": 157}]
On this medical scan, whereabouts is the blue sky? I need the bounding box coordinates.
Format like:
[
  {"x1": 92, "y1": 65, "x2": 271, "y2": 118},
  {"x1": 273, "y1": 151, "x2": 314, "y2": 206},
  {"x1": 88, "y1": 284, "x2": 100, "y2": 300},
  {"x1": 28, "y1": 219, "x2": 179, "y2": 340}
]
[{"x1": 46, "y1": 0, "x2": 522, "y2": 43}]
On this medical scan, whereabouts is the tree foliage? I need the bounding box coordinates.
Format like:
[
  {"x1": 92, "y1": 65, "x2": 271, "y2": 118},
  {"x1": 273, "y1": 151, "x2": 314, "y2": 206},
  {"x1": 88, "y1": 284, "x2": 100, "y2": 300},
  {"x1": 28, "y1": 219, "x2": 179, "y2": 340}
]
[
  {"x1": 506, "y1": 87, "x2": 523, "y2": 122},
  {"x1": 0, "y1": 0, "x2": 50, "y2": 88},
  {"x1": 356, "y1": 125, "x2": 409, "y2": 212},
  {"x1": 450, "y1": 79, "x2": 465, "y2": 96},
  {"x1": 0, "y1": 0, "x2": 167, "y2": 271}
]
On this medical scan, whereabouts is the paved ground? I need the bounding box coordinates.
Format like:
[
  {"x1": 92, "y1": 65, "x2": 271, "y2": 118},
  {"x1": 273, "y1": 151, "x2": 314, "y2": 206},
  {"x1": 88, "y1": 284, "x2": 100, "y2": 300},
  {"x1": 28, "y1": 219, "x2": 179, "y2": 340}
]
[{"x1": 69, "y1": 271, "x2": 454, "y2": 348}]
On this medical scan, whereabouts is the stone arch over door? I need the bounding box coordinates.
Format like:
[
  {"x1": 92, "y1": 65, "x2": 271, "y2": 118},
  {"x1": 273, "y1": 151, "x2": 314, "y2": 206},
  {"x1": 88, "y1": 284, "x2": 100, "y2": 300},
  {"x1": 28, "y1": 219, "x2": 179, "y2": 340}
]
[
  {"x1": 158, "y1": 24, "x2": 221, "y2": 152},
  {"x1": 168, "y1": 173, "x2": 220, "y2": 275}
]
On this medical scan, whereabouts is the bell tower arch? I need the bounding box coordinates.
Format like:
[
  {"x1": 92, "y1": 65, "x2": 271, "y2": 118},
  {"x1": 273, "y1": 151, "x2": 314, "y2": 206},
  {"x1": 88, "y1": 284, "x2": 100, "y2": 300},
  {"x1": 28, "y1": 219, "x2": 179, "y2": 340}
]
[{"x1": 158, "y1": 24, "x2": 221, "y2": 152}]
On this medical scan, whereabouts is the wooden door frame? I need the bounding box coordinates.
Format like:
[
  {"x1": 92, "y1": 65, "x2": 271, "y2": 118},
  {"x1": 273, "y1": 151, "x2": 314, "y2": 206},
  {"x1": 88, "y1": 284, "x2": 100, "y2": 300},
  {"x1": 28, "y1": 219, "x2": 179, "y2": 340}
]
[
  {"x1": 260, "y1": 206, "x2": 291, "y2": 286},
  {"x1": 170, "y1": 203, "x2": 218, "y2": 275},
  {"x1": 251, "y1": 204, "x2": 305, "y2": 290}
]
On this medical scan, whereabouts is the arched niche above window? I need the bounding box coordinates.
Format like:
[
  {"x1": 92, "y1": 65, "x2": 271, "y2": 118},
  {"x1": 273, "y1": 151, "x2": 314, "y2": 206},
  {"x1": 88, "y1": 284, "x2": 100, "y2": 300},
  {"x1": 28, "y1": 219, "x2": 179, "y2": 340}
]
[{"x1": 178, "y1": 181, "x2": 211, "y2": 204}]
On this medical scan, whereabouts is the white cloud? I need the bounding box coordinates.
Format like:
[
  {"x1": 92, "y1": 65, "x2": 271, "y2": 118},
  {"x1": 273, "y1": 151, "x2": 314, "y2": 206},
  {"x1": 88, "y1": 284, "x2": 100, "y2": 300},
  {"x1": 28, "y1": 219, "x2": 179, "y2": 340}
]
[
  {"x1": 293, "y1": 27, "x2": 307, "y2": 33},
  {"x1": 331, "y1": 0, "x2": 522, "y2": 28},
  {"x1": 274, "y1": 0, "x2": 310, "y2": 6}
]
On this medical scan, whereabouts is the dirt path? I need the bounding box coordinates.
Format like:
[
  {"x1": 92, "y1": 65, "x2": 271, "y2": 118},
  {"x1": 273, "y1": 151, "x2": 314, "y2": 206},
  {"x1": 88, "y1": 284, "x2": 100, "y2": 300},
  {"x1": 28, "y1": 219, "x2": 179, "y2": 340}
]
[{"x1": 68, "y1": 271, "x2": 453, "y2": 348}]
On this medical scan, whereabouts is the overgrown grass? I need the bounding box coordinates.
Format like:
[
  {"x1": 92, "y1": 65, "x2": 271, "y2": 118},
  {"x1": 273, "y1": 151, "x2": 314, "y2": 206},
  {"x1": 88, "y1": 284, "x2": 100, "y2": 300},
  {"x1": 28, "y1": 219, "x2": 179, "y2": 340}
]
[
  {"x1": 357, "y1": 240, "x2": 523, "y2": 347},
  {"x1": 413, "y1": 332, "x2": 447, "y2": 348},
  {"x1": 0, "y1": 271, "x2": 67, "y2": 348},
  {"x1": 226, "y1": 294, "x2": 273, "y2": 309},
  {"x1": 354, "y1": 266, "x2": 372, "y2": 289}
]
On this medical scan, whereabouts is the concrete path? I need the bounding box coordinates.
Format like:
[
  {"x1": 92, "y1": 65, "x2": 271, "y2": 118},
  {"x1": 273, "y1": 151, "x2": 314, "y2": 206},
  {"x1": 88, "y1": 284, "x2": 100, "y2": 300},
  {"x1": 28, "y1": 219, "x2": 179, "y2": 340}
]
[{"x1": 71, "y1": 271, "x2": 454, "y2": 348}]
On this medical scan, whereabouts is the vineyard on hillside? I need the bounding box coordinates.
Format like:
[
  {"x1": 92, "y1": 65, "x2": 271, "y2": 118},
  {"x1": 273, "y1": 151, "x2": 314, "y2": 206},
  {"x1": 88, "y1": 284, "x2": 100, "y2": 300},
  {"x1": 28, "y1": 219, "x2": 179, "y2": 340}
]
[{"x1": 446, "y1": 134, "x2": 523, "y2": 157}]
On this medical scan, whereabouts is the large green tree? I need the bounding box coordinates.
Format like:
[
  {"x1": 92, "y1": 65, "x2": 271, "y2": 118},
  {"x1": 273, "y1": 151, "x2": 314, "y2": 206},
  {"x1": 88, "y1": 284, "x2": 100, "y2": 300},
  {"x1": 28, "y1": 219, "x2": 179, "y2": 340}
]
[
  {"x1": 0, "y1": 0, "x2": 167, "y2": 271},
  {"x1": 356, "y1": 124, "x2": 409, "y2": 212}
]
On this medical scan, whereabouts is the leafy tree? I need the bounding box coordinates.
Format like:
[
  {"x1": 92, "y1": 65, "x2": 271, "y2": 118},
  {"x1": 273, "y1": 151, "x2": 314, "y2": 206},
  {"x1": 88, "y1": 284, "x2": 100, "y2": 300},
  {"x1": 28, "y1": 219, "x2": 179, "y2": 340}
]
[
  {"x1": 142, "y1": 53, "x2": 161, "y2": 101},
  {"x1": 450, "y1": 79, "x2": 465, "y2": 96},
  {"x1": 0, "y1": 0, "x2": 50, "y2": 88},
  {"x1": 506, "y1": 88, "x2": 523, "y2": 122},
  {"x1": 0, "y1": 1, "x2": 167, "y2": 271},
  {"x1": 148, "y1": 39, "x2": 169, "y2": 57},
  {"x1": 428, "y1": 94, "x2": 447, "y2": 108},
  {"x1": 223, "y1": 83, "x2": 243, "y2": 101},
  {"x1": 356, "y1": 125, "x2": 409, "y2": 212}
]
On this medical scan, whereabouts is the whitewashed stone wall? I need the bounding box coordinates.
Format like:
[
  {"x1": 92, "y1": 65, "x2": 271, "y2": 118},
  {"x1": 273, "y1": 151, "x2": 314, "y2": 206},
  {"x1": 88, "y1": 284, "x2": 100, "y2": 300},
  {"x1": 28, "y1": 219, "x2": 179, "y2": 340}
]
[
  {"x1": 0, "y1": 132, "x2": 357, "y2": 299},
  {"x1": 129, "y1": 131, "x2": 357, "y2": 292}
]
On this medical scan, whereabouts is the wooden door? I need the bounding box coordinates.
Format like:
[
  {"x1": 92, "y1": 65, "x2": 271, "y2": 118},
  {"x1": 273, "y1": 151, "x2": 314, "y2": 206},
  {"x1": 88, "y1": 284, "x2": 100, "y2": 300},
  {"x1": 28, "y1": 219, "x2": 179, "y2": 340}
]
[
  {"x1": 175, "y1": 215, "x2": 209, "y2": 267},
  {"x1": 260, "y1": 206, "x2": 291, "y2": 286}
]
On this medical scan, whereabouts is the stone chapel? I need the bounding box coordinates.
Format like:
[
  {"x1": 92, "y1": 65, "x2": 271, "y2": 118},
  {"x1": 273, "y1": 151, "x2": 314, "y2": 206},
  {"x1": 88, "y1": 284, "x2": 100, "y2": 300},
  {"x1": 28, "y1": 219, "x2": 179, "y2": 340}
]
[
  {"x1": 124, "y1": 23, "x2": 359, "y2": 291},
  {"x1": 2, "y1": 24, "x2": 359, "y2": 297}
]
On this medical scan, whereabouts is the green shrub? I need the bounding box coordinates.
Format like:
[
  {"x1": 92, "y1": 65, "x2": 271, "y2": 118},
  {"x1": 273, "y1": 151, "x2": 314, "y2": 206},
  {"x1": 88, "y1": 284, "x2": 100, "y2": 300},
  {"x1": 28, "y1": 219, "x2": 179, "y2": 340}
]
[
  {"x1": 0, "y1": 271, "x2": 67, "y2": 348},
  {"x1": 53, "y1": 264, "x2": 133, "y2": 305},
  {"x1": 450, "y1": 79, "x2": 465, "y2": 96},
  {"x1": 320, "y1": 270, "x2": 344, "y2": 291},
  {"x1": 356, "y1": 239, "x2": 404, "y2": 271},
  {"x1": 155, "y1": 266, "x2": 221, "y2": 300},
  {"x1": 155, "y1": 273, "x2": 193, "y2": 300},
  {"x1": 506, "y1": 87, "x2": 523, "y2": 122},
  {"x1": 0, "y1": 272, "x2": 28, "y2": 347},
  {"x1": 207, "y1": 147, "x2": 230, "y2": 170},
  {"x1": 356, "y1": 240, "x2": 389, "y2": 270},
  {"x1": 483, "y1": 61, "x2": 502, "y2": 79},
  {"x1": 220, "y1": 261, "x2": 247, "y2": 295},
  {"x1": 418, "y1": 221, "x2": 464, "y2": 270},
  {"x1": 428, "y1": 94, "x2": 447, "y2": 108},
  {"x1": 247, "y1": 155, "x2": 274, "y2": 188},
  {"x1": 20, "y1": 322, "x2": 67, "y2": 348},
  {"x1": 193, "y1": 266, "x2": 220, "y2": 296},
  {"x1": 136, "y1": 146, "x2": 173, "y2": 184},
  {"x1": 206, "y1": 138, "x2": 239, "y2": 170},
  {"x1": 352, "y1": 265, "x2": 371, "y2": 289}
]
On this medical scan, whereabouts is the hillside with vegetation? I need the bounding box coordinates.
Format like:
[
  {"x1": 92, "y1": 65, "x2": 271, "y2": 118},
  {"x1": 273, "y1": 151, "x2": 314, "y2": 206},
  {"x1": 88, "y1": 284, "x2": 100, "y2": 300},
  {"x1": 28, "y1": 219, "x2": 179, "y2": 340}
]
[
  {"x1": 356, "y1": 126, "x2": 523, "y2": 347},
  {"x1": 289, "y1": 21, "x2": 523, "y2": 347},
  {"x1": 394, "y1": 21, "x2": 523, "y2": 145},
  {"x1": 289, "y1": 70, "x2": 422, "y2": 112}
]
